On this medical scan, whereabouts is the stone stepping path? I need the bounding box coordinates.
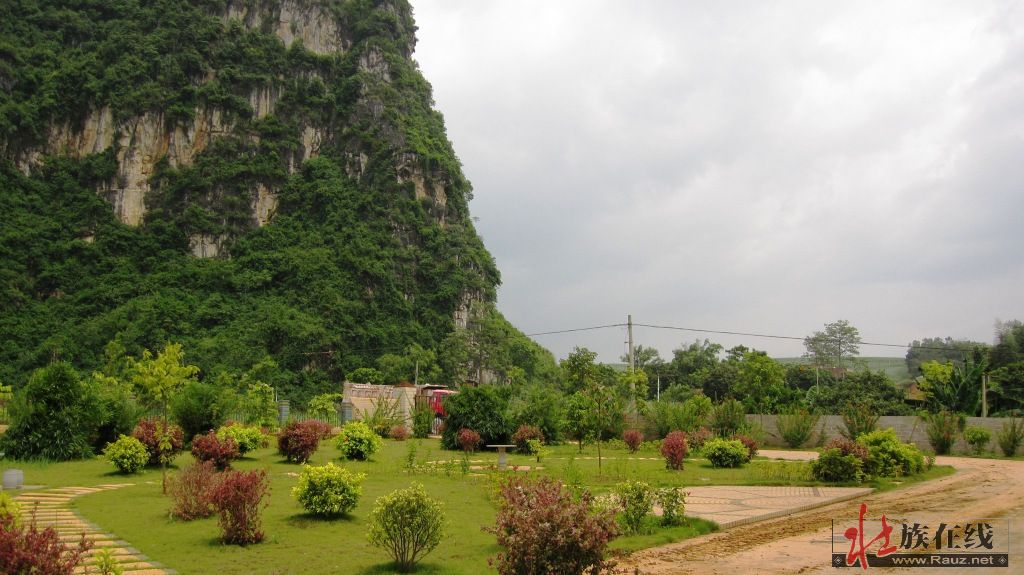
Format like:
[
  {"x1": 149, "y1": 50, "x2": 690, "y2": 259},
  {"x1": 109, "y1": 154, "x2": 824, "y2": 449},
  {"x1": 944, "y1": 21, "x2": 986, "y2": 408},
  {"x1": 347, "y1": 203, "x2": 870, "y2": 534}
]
[{"x1": 13, "y1": 484, "x2": 174, "y2": 575}]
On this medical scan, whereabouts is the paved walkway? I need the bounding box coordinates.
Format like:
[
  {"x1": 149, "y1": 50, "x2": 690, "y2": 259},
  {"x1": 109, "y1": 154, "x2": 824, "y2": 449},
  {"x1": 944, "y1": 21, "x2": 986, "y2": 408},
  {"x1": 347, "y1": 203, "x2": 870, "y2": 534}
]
[
  {"x1": 682, "y1": 484, "x2": 873, "y2": 528},
  {"x1": 13, "y1": 484, "x2": 174, "y2": 575}
]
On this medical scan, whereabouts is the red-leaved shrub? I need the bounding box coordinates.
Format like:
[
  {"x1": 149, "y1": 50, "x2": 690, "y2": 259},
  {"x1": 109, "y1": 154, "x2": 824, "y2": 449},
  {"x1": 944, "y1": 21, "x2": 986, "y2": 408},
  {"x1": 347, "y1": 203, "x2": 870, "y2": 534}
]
[
  {"x1": 0, "y1": 510, "x2": 92, "y2": 574},
  {"x1": 660, "y1": 431, "x2": 689, "y2": 470},
  {"x1": 169, "y1": 461, "x2": 220, "y2": 520},
  {"x1": 686, "y1": 427, "x2": 712, "y2": 452},
  {"x1": 623, "y1": 429, "x2": 643, "y2": 453},
  {"x1": 487, "y1": 476, "x2": 619, "y2": 575},
  {"x1": 825, "y1": 437, "x2": 870, "y2": 463},
  {"x1": 192, "y1": 431, "x2": 240, "y2": 470},
  {"x1": 277, "y1": 421, "x2": 324, "y2": 464},
  {"x1": 731, "y1": 434, "x2": 759, "y2": 461},
  {"x1": 306, "y1": 420, "x2": 335, "y2": 440},
  {"x1": 457, "y1": 428, "x2": 481, "y2": 453},
  {"x1": 210, "y1": 469, "x2": 269, "y2": 545},
  {"x1": 511, "y1": 425, "x2": 544, "y2": 453},
  {"x1": 132, "y1": 417, "x2": 184, "y2": 466},
  {"x1": 389, "y1": 425, "x2": 410, "y2": 441}
]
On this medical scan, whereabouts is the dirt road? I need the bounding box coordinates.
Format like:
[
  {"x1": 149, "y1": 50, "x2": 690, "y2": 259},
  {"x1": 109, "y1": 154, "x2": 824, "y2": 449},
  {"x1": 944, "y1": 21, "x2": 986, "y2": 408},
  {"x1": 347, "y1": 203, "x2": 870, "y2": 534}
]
[{"x1": 623, "y1": 453, "x2": 1024, "y2": 574}]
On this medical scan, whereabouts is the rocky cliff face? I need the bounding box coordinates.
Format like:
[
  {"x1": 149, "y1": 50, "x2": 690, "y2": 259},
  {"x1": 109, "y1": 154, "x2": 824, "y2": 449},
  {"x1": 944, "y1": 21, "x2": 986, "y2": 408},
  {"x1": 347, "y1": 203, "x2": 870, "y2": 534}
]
[
  {"x1": 0, "y1": 0, "x2": 513, "y2": 395},
  {"x1": 7, "y1": 0, "x2": 446, "y2": 243}
]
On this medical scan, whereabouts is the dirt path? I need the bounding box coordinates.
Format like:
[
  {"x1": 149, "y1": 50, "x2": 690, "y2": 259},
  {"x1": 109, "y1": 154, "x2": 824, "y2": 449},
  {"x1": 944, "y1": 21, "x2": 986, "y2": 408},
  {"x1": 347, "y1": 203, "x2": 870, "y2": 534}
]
[{"x1": 623, "y1": 454, "x2": 1024, "y2": 574}]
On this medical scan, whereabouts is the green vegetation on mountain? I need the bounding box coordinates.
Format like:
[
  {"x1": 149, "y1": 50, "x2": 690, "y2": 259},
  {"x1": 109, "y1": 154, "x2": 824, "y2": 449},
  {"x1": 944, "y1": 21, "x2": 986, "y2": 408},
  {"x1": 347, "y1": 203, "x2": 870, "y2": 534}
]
[{"x1": 0, "y1": 0, "x2": 556, "y2": 403}]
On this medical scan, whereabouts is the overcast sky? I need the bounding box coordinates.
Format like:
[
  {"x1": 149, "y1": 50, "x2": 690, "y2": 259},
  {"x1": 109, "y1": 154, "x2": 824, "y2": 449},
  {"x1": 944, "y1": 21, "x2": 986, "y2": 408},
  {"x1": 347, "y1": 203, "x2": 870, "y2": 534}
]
[{"x1": 411, "y1": 1, "x2": 1024, "y2": 363}]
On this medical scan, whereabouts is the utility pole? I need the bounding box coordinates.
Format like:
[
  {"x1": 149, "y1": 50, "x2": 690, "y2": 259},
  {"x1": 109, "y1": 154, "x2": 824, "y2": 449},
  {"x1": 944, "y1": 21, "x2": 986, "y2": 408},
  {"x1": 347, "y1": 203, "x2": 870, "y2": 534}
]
[
  {"x1": 627, "y1": 314, "x2": 635, "y2": 373},
  {"x1": 982, "y1": 373, "x2": 988, "y2": 418},
  {"x1": 414, "y1": 360, "x2": 419, "y2": 386}
]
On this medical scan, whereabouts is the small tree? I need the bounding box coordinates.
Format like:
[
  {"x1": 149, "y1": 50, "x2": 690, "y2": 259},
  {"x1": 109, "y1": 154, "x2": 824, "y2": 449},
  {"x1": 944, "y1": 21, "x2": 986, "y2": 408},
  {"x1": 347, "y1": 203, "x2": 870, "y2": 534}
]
[
  {"x1": 368, "y1": 483, "x2": 445, "y2": 572},
  {"x1": 131, "y1": 343, "x2": 199, "y2": 493}
]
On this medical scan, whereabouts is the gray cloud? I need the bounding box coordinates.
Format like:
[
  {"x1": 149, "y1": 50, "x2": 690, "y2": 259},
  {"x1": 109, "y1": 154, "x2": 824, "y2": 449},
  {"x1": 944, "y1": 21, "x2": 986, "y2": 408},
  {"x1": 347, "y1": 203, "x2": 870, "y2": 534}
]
[{"x1": 413, "y1": 0, "x2": 1024, "y2": 362}]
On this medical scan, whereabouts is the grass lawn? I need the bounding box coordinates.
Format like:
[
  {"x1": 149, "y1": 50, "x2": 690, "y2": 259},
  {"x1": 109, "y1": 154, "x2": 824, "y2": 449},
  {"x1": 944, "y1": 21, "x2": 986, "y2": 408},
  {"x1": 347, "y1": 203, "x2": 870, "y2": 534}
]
[{"x1": 6, "y1": 439, "x2": 953, "y2": 574}]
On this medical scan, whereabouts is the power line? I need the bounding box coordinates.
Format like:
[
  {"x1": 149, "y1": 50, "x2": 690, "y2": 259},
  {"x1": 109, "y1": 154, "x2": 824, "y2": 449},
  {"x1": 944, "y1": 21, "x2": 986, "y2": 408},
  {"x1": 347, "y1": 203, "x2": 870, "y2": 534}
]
[
  {"x1": 528, "y1": 323, "x2": 622, "y2": 335},
  {"x1": 527, "y1": 319, "x2": 982, "y2": 352}
]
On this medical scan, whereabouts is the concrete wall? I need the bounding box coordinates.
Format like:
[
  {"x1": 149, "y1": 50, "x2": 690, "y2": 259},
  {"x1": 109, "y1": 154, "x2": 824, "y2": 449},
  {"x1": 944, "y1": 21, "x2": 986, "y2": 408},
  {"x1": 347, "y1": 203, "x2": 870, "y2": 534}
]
[{"x1": 747, "y1": 414, "x2": 1013, "y2": 454}]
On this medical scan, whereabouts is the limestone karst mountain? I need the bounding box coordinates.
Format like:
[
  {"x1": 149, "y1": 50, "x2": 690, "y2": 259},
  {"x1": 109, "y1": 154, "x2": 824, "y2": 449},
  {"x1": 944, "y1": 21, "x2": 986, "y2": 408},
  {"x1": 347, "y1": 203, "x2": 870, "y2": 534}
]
[{"x1": 0, "y1": 0, "x2": 555, "y2": 400}]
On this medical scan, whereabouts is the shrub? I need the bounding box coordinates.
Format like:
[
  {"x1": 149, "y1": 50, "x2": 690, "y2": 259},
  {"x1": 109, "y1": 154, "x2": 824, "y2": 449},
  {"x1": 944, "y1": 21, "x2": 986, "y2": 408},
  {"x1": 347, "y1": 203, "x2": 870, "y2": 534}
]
[
  {"x1": 241, "y1": 382, "x2": 278, "y2": 429},
  {"x1": 362, "y1": 396, "x2": 404, "y2": 438},
  {"x1": 622, "y1": 429, "x2": 643, "y2": 453},
  {"x1": 487, "y1": 476, "x2": 619, "y2": 575},
  {"x1": 103, "y1": 435, "x2": 149, "y2": 474},
  {"x1": 776, "y1": 408, "x2": 820, "y2": 448},
  {"x1": 0, "y1": 511, "x2": 92, "y2": 575},
  {"x1": 963, "y1": 426, "x2": 991, "y2": 455},
  {"x1": 0, "y1": 362, "x2": 102, "y2": 460},
  {"x1": 389, "y1": 426, "x2": 410, "y2": 441},
  {"x1": 306, "y1": 393, "x2": 343, "y2": 421},
  {"x1": 811, "y1": 448, "x2": 864, "y2": 482},
  {"x1": 132, "y1": 417, "x2": 184, "y2": 466},
  {"x1": 840, "y1": 403, "x2": 879, "y2": 440},
  {"x1": 91, "y1": 548, "x2": 123, "y2": 575},
  {"x1": 337, "y1": 421, "x2": 383, "y2": 460},
  {"x1": 857, "y1": 428, "x2": 924, "y2": 478},
  {"x1": 169, "y1": 461, "x2": 219, "y2": 520},
  {"x1": 0, "y1": 492, "x2": 20, "y2": 526},
  {"x1": 511, "y1": 425, "x2": 544, "y2": 454},
  {"x1": 368, "y1": 483, "x2": 445, "y2": 572},
  {"x1": 657, "y1": 487, "x2": 686, "y2": 527},
  {"x1": 614, "y1": 480, "x2": 654, "y2": 535},
  {"x1": 924, "y1": 411, "x2": 964, "y2": 455},
  {"x1": 210, "y1": 469, "x2": 269, "y2": 545},
  {"x1": 709, "y1": 399, "x2": 746, "y2": 437},
  {"x1": 731, "y1": 434, "x2": 758, "y2": 461},
  {"x1": 170, "y1": 381, "x2": 237, "y2": 441},
  {"x1": 440, "y1": 386, "x2": 511, "y2": 450},
  {"x1": 703, "y1": 438, "x2": 748, "y2": 468},
  {"x1": 92, "y1": 379, "x2": 143, "y2": 453},
  {"x1": 686, "y1": 427, "x2": 712, "y2": 452},
  {"x1": 412, "y1": 404, "x2": 434, "y2": 438},
  {"x1": 660, "y1": 431, "x2": 689, "y2": 470},
  {"x1": 997, "y1": 418, "x2": 1024, "y2": 457},
  {"x1": 507, "y1": 383, "x2": 566, "y2": 444},
  {"x1": 293, "y1": 462, "x2": 365, "y2": 517},
  {"x1": 216, "y1": 424, "x2": 266, "y2": 455},
  {"x1": 457, "y1": 428, "x2": 481, "y2": 453},
  {"x1": 824, "y1": 437, "x2": 870, "y2": 464},
  {"x1": 277, "y1": 421, "x2": 324, "y2": 464},
  {"x1": 191, "y1": 431, "x2": 240, "y2": 470},
  {"x1": 681, "y1": 395, "x2": 714, "y2": 431}
]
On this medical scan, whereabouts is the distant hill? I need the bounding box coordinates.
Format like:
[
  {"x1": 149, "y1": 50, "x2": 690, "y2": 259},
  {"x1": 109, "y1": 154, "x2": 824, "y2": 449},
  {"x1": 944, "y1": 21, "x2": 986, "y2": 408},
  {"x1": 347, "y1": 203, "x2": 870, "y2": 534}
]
[{"x1": 774, "y1": 357, "x2": 912, "y2": 383}]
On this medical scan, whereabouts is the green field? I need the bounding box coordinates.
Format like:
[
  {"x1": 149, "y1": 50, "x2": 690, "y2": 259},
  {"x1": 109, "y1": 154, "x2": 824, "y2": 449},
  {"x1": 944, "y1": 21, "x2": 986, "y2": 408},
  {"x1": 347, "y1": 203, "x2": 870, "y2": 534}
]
[{"x1": 7, "y1": 438, "x2": 952, "y2": 574}]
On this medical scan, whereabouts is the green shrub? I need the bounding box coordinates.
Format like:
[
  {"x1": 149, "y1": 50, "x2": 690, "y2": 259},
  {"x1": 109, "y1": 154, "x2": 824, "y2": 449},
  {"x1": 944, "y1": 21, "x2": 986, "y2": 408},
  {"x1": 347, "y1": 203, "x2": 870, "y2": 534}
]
[
  {"x1": 440, "y1": 386, "x2": 511, "y2": 450},
  {"x1": 337, "y1": 421, "x2": 382, "y2": 460},
  {"x1": 91, "y1": 376, "x2": 143, "y2": 452},
  {"x1": 506, "y1": 383, "x2": 566, "y2": 444},
  {"x1": 840, "y1": 403, "x2": 879, "y2": 440},
  {"x1": 709, "y1": 399, "x2": 745, "y2": 437},
  {"x1": 361, "y1": 396, "x2": 404, "y2": 438},
  {"x1": 171, "y1": 381, "x2": 237, "y2": 441},
  {"x1": 306, "y1": 393, "x2": 343, "y2": 421},
  {"x1": 103, "y1": 435, "x2": 149, "y2": 474},
  {"x1": 0, "y1": 362, "x2": 102, "y2": 460},
  {"x1": 412, "y1": 404, "x2": 434, "y2": 439},
  {"x1": 681, "y1": 395, "x2": 714, "y2": 431},
  {"x1": 857, "y1": 428, "x2": 924, "y2": 477},
  {"x1": 292, "y1": 462, "x2": 365, "y2": 517},
  {"x1": 615, "y1": 480, "x2": 653, "y2": 535},
  {"x1": 997, "y1": 418, "x2": 1024, "y2": 457},
  {"x1": 776, "y1": 408, "x2": 820, "y2": 448},
  {"x1": 241, "y1": 382, "x2": 278, "y2": 429},
  {"x1": 216, "y1": 424, "x2": 266, "y2": 455},
  {"x1": 924, "y1": 411, "x2": 964, "y2": 455},
  {"x1": 656, "y1": 487, "x2": 686, "y2": 527},
  {"x1": 368, "y1": 483, "x2": 445, "y2": 572},
  {"x1": 0, "y1": 492, "x2": 21, "y2": 527},
  {"x1": 963, "y1": 426, "x2": 991, "y2": 455},
  {"x1": 703, "y1": 438, "x2": 748, "y2": 468},
  {"x1": 811, "y1": 448, "x2": 864, "y2": 482}
]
